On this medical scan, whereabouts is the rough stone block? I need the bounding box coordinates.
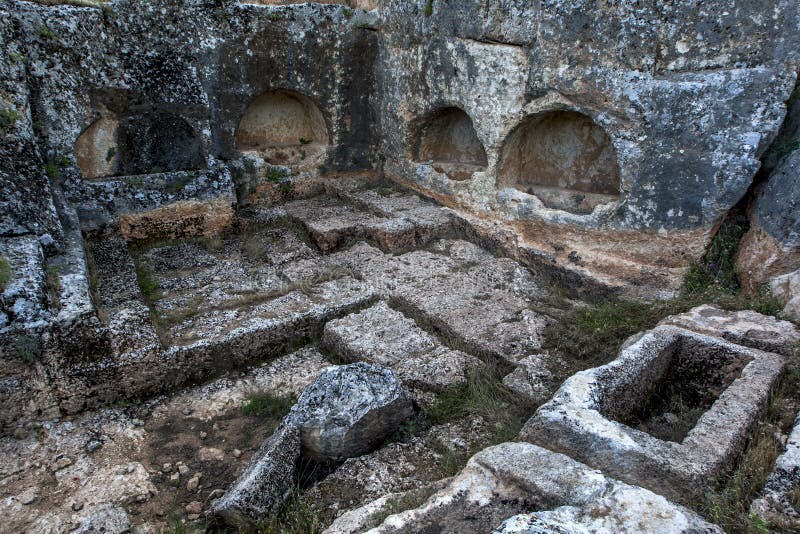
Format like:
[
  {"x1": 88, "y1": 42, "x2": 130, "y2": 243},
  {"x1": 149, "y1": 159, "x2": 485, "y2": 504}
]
[
  {"x1": 287, "y1": 362, "x2": 414, "y2": 462},
  {"x1": 658, "y1": 304, "x2": 799, "y2": 357},
  {"x1": 212, "y1": 422, "x2": 301, "y2": 528},
  {"x1": 364, "y1": 442, "x2": 720, "y2": 533},
  {"x1": 323, "y1": 301, "x2": 484, "y2": 391},
  {"x1": 519, "y1": 325, "x2": 785, "y2": 502}
]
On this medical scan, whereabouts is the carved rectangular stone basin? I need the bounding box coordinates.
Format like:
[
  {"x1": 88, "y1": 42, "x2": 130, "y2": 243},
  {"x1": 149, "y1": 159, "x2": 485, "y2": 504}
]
[{"x1": 519, "y1": 325, "x2": 785, "y2": 502}]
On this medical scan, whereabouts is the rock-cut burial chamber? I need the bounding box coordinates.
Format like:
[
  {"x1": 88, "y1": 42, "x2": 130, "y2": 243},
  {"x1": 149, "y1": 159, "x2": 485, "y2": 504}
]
[
  {"x1": 236, "y1": 90, "x2": 329, "y2": 165},
  {"x1": 497, "y1": 110, "x2": 620, "y2": 214},
  {"x1": 413, "y1": 107, "x2": 488, "y2": 181}
]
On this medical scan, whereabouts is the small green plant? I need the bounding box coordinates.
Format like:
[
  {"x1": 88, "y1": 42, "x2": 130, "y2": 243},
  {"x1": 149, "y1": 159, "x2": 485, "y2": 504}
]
[
  {"x1": 265, "y1": 166, "x2": 290, "y2": 183},
  {"x1": 12, "y1": 335, "x2": 42, "y2": 364},
  {"x1": 59, "y1": 155, "x2": 71, "y2": 167},
  {"x1": 9, "y1": 51, "x2": 25, "y2": 65},
  {"x1": 423, "y1": 0, "x2": 434, "y2": 17},
  {"x1": 148, "y1": 165, "x2": 163, "y2": 174},
  {"x1": 45, "y1": 161, "x2": 62, "y2": 179},
  {"x1": 341, "y1": 6, "x2": 354, "y2": 18},
  {"x1": 279, "y1": 180, "x2": 293, "y2": 196},
  {"x1": 0, "y1": 255, "x2": 10, "y2": 292},
  {"x1": 135, "y1": 265, "x2": 161, "y2": 303},
  {"x1": 268, "y1": 11, "x2": 282, "y2": 22},
  {"x1": 299, "y1": 137, "x2": 312, "y2": 145},
  {"x1": 37, "y1": 24, "x2": 55, "y2": 41},
  {"x1": 105, "y1": 146, "x2": 116, "y2": 163},
  {"x1": 427, "y1": 366, "x2": 533, "y2": 445},
  {"x1": 252, "y1": 490, "x2": 322, "y2": 533},
  {"x1": 164, "y1": 173, "x2": 193, "y2": 194},
  {"x1": 0, "y1": 108, "x2": 21, "y2": 130},
  {"x1": 241, "y1": 390, "x2": 296, "y2": 419}
]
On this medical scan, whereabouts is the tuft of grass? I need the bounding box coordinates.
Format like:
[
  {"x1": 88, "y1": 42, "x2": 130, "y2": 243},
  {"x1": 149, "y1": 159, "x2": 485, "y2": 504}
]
[
  {"x1": 9, "y1": 51, "x2": 25, "y2": 65},
  {"x1": 364, "y1": 486, "x2": 438, "y2": 530},
  {"x1": 0, "y1": 108, "x2": 21, "y2": 130},
  {"x1": 164, "y1": 173, "x2": 193, "y2": 194},
  {"x1": 135, "y1": 265, "x2": 161, "y2": 303},
  {"x1": 0, "y1": 255, "x2": 10, "y2": 292},
  {"x1": 299, "y1": 137, "x2": 312, "y2": 145},
  {"x1": 683, "y1": 214, "x2": 749, "y2": 294},
  {"x1": 12, "y1": 335, "x2": 42, "y2": 364},
  {"x1": 37, "y1": 24, "x2": 55, "y2": 41},
  {"x1": 252, "y1": 490, "x2": 322, "y2": 534},
  {"x1": 45, "y1": 161, "x2": 62, "y2": 179},
  {"x1": 427, "y1": 366, "x2": 534, "y2": 445},
  {"x1": 105, "y1": 146, "x2": 116, "y2": 163},
  {"x1": 423, "y1": 0, "x2": 434, "y2": 17},
  {"x1": 241, "y1": 390, "x2": 296, "y2": 419},
  {"x1": 341, "y1": 6, "x2": 354, "y2": 18},
  {"x1": 265, "y1": 166, "x2": 290, "y2": 183}
]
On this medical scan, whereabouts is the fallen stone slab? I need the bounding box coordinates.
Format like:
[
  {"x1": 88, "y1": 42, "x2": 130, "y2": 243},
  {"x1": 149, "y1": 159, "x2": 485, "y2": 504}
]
[
  {"x1": 750, "y1": 411, "x2": 800, "y2": 530},
  {"x1": 214, "y1": 363, "x2": 413, "y2": 527},
  {"x1": 323, "y1": 301, "x2": 484, "y2": 391},
  {"x1": 658, "y1": 304, "x2": 799, "y2": 357},
  {"x1": 287, "y1": 362, "x2": 414, "y2": 462},
  {"x1": 211, "y1": 422, "x2": 301, "y2": 529},
  {"x1": 519, "y1": 325, "x2": 785, "y2": 502},
  {"x1": 363, "y1": 442, "x2": 720, "y2": 533}
]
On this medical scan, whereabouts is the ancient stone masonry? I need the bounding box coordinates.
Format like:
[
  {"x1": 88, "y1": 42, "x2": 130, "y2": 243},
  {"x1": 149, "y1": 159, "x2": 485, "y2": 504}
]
[
  {"x1": 520, "y1": 325, "x2": 785, "y2": 502},
  {"x1": 1, "y1": 0, "x2": 800, "y2": 532}
]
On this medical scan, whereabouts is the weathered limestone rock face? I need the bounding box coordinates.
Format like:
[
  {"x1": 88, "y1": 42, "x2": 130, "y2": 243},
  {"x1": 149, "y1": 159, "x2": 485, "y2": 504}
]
[
  {"x1": 736, "y1": 80, "x2": 800, "y2": 298},
  {"x1": 771, "y1": 268, "x2": 800, "y2": 320},
  {"x1": 73, "y1": 504, "x2": 131, "y2": 534}
]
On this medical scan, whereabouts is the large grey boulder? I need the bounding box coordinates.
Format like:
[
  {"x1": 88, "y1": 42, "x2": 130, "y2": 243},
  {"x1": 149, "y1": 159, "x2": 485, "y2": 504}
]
[
  {"x1": 288, "y1": 362, "x2": 414, "y2": 462},
  {"x1": 212, "y1": 423, "x2": 301, "y2": 529}
]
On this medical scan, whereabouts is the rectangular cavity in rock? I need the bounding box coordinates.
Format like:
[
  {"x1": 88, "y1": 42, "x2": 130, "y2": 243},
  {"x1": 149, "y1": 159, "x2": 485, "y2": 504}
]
[
  {"x1": 520, "y1": 325, "x2": 785, "y2": 502},
  {"x1": 600, "y1": 334, "x2": 753, "y2": 442}
]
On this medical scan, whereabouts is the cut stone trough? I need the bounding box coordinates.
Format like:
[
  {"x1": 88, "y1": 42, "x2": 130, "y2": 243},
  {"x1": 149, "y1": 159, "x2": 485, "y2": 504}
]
[{"x1": 519, "y1": 325, "x2": 785, "y2": 502}]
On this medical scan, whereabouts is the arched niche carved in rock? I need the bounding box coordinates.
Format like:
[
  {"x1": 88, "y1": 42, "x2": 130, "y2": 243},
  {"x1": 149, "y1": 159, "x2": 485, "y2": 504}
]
[
  {"x1": 413, "y1": 107, "x2": 487, "y2": 181},
  {"x1": 236, "y1": 90, "x2": 330, "y2": 166},
  {"x1": 75, "y1": 112, "x2": 204, "y2": 179},
  {"x1": 497, "y1": 110, "x2": 620, "y2": 214}
]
